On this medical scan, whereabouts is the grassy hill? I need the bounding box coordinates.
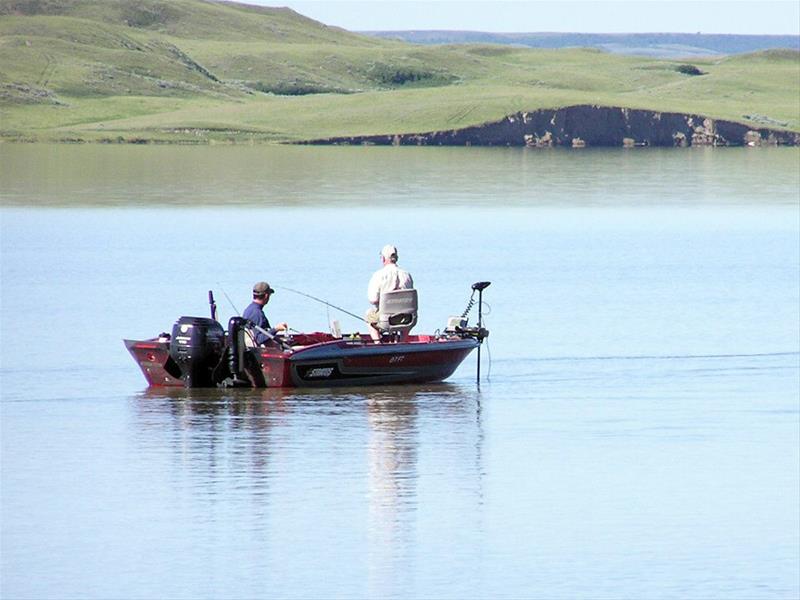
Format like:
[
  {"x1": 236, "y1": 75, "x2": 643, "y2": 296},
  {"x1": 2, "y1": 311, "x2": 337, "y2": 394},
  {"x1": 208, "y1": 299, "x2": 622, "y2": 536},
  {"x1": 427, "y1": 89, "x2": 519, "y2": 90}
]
[{"x1": 1, "y1": 0, "x2": 798, "y2": 143}]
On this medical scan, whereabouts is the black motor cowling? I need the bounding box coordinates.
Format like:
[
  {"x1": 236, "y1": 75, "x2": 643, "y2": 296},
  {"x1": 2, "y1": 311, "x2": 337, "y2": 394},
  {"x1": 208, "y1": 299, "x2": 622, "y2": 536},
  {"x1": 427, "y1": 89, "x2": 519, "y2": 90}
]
[{"x1": 168, "y1": 316, "x2": 225, "y2": 387}]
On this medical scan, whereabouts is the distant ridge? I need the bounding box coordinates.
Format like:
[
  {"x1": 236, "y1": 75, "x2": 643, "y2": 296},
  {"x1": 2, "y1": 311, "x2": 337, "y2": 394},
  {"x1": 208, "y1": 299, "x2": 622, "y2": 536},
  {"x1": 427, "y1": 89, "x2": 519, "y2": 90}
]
[{"x1": 361, "y1": 31, "x2": 800, "y2": 59}]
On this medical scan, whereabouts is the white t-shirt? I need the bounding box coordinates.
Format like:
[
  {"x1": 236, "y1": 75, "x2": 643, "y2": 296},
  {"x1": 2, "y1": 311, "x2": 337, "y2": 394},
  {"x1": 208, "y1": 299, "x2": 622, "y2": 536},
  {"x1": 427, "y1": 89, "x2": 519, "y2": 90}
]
[{"x1": 367, "y1": 263, "x2": 414, "y2": 306}]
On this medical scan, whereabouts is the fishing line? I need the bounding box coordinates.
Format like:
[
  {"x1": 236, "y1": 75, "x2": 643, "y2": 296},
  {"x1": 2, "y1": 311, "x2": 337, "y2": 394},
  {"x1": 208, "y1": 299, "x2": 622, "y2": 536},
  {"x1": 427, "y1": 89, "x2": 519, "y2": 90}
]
[
  {"x1": 481, "y1": 299, "x2": 492, "y2": 380},
  {"x1": 275, "y1": 285, "x2": 367, "y2": 324},
  {"x1": 483, "y1": 316, "x2": 492, "y2": 381}
]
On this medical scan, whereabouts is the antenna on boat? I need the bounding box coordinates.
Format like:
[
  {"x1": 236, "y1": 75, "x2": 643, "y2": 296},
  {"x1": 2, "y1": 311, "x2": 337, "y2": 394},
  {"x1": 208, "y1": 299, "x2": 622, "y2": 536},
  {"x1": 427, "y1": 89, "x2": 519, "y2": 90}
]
[{"x1": 471, "y1": 281, "x2": 491, "y2": 384}]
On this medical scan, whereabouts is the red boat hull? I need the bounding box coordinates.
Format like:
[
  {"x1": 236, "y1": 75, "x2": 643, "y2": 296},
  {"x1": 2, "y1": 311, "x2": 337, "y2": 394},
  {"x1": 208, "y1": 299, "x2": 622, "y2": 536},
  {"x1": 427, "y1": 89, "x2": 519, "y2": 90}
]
[
  {"x1": 125, "y1": 333, "x2": 478, "y2": 388},
  {"x1": 124, "y1": 339, "x2": 183, "y2": 387}
]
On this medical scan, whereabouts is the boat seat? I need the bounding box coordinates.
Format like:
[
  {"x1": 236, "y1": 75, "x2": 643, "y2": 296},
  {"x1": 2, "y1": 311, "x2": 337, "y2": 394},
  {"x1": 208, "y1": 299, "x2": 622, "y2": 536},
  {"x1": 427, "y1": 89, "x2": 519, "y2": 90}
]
[{"x1": 377, "y1": 289, "x2": 418, "y2": 338}]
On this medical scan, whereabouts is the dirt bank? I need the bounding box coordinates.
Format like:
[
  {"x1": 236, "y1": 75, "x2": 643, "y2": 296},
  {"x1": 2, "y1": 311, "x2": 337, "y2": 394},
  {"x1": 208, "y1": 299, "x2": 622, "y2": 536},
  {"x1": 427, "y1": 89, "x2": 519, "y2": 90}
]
[{"x1": 303, "y1": 105, "x2": 800, "y2": 147}]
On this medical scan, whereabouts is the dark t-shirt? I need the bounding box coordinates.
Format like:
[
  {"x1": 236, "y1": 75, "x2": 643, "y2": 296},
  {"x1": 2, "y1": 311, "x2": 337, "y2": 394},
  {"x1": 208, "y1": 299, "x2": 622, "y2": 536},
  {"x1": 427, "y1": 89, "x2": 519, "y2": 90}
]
[{"x1": 243, "y1": 301, "x2": 273, "y2": 345}]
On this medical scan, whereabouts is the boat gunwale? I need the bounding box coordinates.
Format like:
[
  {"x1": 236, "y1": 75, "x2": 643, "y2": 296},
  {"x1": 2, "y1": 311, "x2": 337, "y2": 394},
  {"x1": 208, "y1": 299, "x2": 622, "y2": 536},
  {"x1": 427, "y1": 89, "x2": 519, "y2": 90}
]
[{"x1": 258, "y1": 335, "x2": 479, "y2": 360}]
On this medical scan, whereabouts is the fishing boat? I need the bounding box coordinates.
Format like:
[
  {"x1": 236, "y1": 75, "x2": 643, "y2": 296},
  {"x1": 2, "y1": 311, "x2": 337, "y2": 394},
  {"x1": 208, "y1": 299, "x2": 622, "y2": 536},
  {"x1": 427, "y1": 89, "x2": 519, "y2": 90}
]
[{"x1": 125, "y1": 282, "x2": 490, "y2": 389}]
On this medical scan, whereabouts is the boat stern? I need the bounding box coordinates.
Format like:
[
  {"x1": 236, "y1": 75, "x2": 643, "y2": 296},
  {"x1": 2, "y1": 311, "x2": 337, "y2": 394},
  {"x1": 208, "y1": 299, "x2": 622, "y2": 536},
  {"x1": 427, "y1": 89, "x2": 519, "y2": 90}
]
[{"x1": 124, "y1": 338, "x2": 183, "y2": 387}]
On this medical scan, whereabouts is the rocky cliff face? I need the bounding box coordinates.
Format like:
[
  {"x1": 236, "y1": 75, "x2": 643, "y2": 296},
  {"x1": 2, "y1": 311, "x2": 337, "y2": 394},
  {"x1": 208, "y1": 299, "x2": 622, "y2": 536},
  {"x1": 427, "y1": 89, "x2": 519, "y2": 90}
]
[{"x1": 305, "y1": 105, "x2": 800, "y2": 147}]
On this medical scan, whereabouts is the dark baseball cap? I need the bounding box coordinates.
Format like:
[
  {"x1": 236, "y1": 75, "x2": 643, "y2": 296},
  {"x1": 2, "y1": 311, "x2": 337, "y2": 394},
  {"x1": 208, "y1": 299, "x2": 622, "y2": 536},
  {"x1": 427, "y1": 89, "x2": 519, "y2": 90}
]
[{"x1": 253, "y1": 281, "x2": 275, "y2": 295}]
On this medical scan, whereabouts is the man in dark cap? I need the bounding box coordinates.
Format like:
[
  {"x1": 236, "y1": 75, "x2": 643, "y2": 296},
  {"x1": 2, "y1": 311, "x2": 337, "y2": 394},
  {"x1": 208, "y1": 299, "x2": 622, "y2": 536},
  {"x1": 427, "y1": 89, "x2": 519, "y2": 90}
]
[{"x1": 243, "y1": 281, "x2": 287, "y2": 345}]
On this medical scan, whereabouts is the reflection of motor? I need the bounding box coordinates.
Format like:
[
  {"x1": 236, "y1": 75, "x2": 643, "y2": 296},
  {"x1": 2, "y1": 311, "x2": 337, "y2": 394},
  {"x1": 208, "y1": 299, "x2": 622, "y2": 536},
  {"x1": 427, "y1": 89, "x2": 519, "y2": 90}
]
[{"x1": 169, "y1": 316, "x2": 226, "y2": 387}]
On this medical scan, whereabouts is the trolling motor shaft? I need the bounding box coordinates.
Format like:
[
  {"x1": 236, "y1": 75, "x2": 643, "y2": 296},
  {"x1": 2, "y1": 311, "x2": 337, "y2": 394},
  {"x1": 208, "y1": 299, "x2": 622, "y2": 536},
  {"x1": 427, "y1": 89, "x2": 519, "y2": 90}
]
[
  {"x1": 446, "y1": 282, "x2": 491, "y2": 383},
  {"x1": 472, "y1": 281, "x2": 491, "y2": 384}
]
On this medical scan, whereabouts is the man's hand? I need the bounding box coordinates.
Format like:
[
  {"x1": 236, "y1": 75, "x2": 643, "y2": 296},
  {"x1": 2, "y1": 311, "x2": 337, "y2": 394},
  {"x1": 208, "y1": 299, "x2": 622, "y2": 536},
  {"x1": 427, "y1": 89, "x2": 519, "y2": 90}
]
[{"x1": 275, "y1": 322, "x2": 288, "y2": 332}]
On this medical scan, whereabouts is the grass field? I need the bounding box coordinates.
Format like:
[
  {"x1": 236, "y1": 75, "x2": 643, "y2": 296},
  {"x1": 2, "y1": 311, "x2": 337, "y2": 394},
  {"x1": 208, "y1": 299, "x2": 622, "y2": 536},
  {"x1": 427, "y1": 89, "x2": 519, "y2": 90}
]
[{"x1": 1, "y1": 0, "x2": 798, "y2": 142}]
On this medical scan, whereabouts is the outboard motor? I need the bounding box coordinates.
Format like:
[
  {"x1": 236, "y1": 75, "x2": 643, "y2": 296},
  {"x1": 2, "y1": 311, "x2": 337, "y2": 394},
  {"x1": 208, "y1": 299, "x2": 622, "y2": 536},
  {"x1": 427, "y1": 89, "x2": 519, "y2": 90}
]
[
  {"x1": 168, "y1": 316, "x2": 225, "y2": 387},
  {"x1": 222, "y1": 316, "x2": 251, "y2": 388}
]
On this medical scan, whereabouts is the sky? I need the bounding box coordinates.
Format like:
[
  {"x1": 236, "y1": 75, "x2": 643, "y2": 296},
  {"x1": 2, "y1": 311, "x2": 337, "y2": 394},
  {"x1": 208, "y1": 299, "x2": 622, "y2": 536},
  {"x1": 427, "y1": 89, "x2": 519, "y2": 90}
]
[{"x1": 244, "y1": 1, "x2": 800, "y2": 35}]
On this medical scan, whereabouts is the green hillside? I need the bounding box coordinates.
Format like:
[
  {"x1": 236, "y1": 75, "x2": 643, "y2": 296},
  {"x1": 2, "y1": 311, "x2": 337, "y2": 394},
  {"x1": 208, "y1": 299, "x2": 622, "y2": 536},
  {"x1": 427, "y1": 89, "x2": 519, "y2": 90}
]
[{"x1": 1, "y1": 0, "x2": 798, "y2": 142}]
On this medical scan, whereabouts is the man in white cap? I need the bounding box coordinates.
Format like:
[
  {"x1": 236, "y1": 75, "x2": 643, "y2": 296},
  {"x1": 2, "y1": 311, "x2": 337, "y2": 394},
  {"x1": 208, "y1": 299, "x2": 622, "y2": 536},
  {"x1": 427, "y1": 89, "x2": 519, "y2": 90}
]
[
  {"x1": 365, "y1": 244, "x2": 414, "y2": 341},
  {"x1": 243, "y1": 281, "x2": 287, "y2": 345}
]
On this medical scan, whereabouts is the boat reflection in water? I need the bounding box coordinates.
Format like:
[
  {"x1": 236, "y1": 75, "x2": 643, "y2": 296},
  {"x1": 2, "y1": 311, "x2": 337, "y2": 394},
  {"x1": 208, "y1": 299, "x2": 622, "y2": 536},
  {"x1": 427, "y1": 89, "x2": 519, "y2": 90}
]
[{"x1": 131, "y1": 384, "x2": 485, "y2": 593}]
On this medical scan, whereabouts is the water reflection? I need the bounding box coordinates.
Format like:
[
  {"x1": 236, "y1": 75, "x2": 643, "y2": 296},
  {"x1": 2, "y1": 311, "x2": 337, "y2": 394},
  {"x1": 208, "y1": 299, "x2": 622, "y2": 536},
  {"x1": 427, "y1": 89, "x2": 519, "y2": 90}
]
[
  {"x1": 131, "y1": 384, "x2": 485, "y2": 588},
  {"x1": 362, "y1": 392, "x2": 419, "y2": 593},
  {"x1": 2, "y1": 145, "x2": 798, "y2": 207},
  {"x1": 133, "y1": 384, "x2": 482, "y2": 484}
]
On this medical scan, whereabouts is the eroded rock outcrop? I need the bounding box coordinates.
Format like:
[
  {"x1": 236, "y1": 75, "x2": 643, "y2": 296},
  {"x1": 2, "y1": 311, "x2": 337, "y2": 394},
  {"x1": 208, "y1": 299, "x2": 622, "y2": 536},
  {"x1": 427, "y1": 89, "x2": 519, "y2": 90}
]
[{"x1": 304, "y1": 105, "x2": 800, "y2": 147}]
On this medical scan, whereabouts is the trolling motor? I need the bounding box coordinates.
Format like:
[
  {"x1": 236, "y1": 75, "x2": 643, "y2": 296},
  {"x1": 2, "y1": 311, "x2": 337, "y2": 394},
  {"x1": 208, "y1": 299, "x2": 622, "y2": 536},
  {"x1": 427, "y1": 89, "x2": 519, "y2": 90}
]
[
  {"x1": 446, "y1": 282, "x2": 491, "y2": 340},
  {"x1": 445, "y1": 281, "x2": 491, "y2": 383}
]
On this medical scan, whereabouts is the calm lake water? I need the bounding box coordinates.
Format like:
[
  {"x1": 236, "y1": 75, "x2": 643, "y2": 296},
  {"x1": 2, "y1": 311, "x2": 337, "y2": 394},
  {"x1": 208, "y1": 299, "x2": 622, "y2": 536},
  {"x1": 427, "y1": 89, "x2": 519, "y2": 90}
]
[{"x1": 1, "y1": 144, "x2": 799, "y2": 599}]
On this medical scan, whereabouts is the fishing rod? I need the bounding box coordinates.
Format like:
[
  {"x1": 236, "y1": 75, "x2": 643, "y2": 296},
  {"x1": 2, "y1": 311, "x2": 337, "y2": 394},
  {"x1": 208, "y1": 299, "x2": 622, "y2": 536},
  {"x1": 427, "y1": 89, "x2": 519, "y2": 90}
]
[
  {"x1": 275, "y1": 286, "x2": 367, "y2": 324},
  {"x1": 216, "y1": 283, "x2": 242, "y2": 317},
  {"x1": 215, "y1": 284, "x2": 298, "y2": 330}
]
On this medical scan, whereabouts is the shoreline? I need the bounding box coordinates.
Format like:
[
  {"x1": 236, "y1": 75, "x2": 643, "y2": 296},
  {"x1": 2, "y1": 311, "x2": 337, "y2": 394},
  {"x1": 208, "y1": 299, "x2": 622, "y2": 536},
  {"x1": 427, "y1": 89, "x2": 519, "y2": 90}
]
[
  {"x1": 3, "y1": 105, "x2": 798, "y2": 147},
  {"x1": 303, "y1": 105, "x2": 800, "y2": 148}
]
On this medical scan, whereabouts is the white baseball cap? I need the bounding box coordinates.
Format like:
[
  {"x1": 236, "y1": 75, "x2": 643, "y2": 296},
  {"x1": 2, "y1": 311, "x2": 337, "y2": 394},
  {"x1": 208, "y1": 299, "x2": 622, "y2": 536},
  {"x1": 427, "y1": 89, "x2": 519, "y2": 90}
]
[{"x1": 380, "y1": 244, "x2": 398, "y2": 260}]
